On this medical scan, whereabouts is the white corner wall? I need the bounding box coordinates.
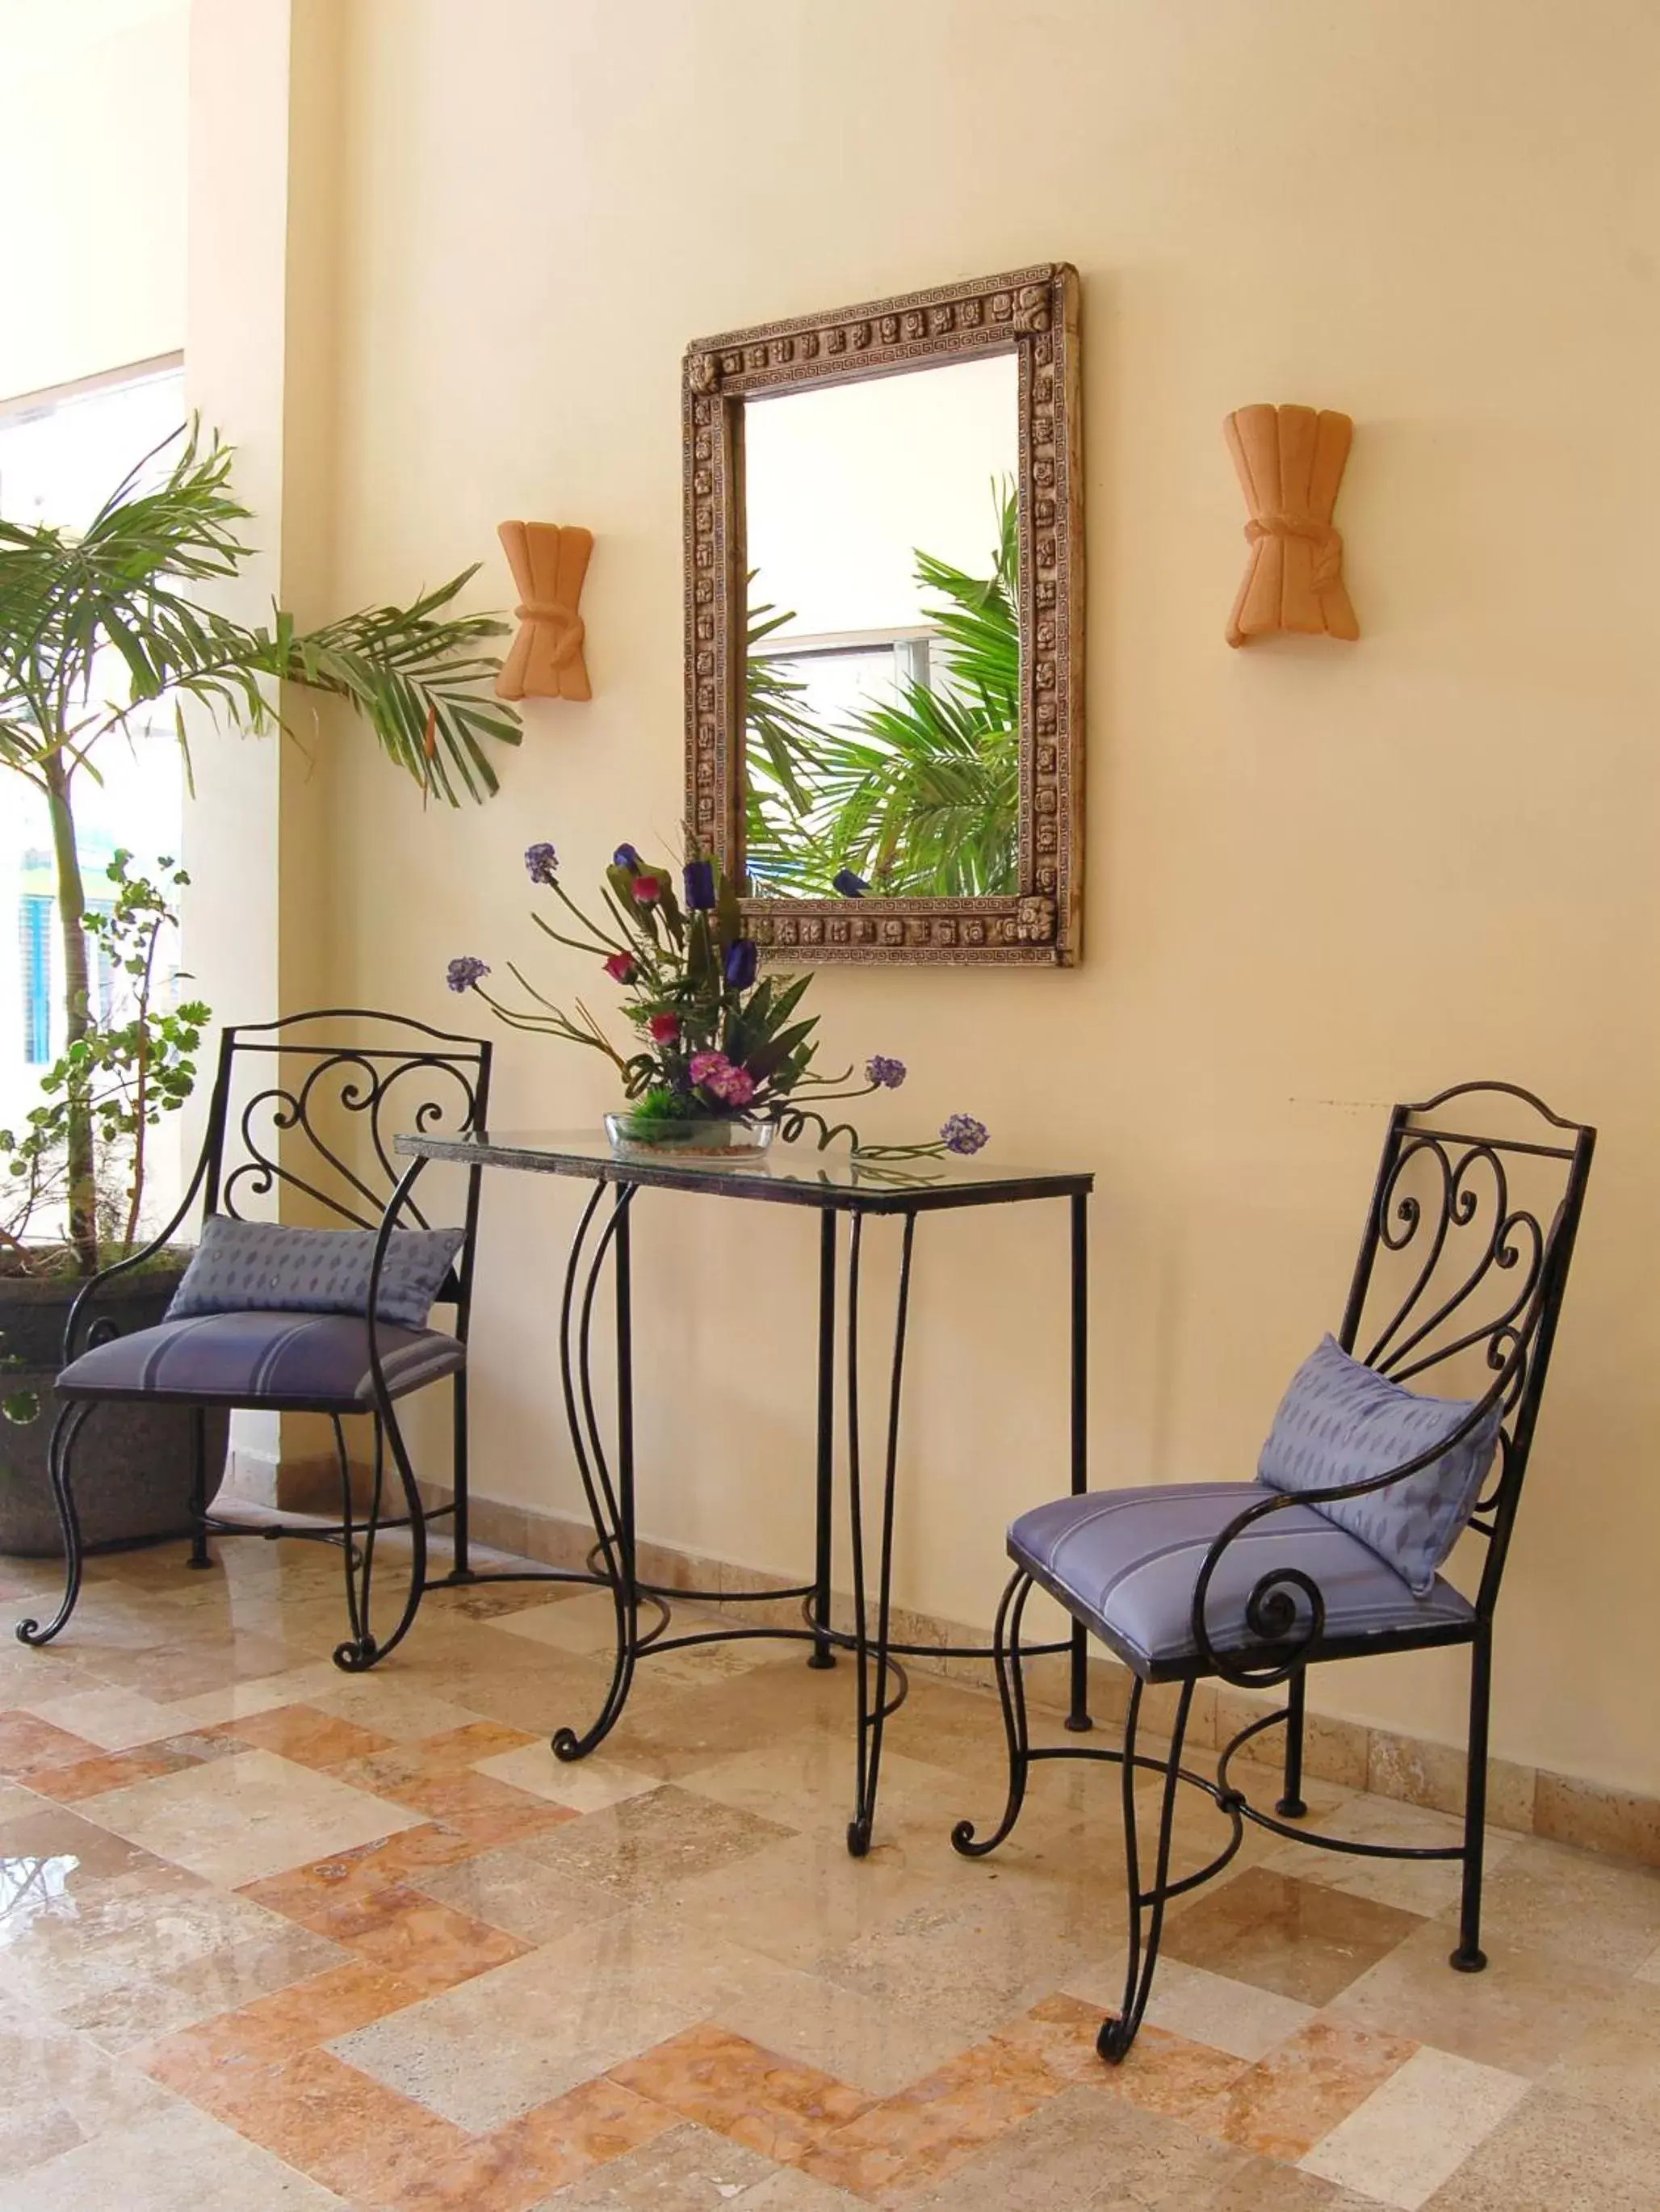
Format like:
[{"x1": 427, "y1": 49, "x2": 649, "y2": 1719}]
[{"x1": 0, "y1": 0, "x2": 188, "y2": 402}]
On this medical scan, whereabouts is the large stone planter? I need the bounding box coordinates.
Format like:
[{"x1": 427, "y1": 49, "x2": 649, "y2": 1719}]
[{"x1": 0, "y1": 1262, "x2": 229, "y2": 1557}]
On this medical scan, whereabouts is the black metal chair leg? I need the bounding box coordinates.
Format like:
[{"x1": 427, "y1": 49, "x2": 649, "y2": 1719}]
[
  {"x1": 1097, "y1": 1675, "x2": 1197, "y2": 2064},
  {"x1": 952, "y1": 1568, "x2": 1036, "y2": 1857},
  {"x1": 15, "y1": 1401, "x2": 94, "y2": 1647},
  {"x1": 331, "y1": 1414, "x2": 369, "y2": 1664},
  {"x1": 186, "y1": 1404, "x2": 214, "y2": 1569},
  {"x1": 1277, "y1": 1665, "x2": 1308, "y2": 1818},
  {"x1": 1064, "y1": 1189, "x2": 1092, "y2": 1733},
  {"x1": 1451, "y1": 1629, "x2": 1491, "y2": 1972},
  {"x1": 363, "y1": 1396, "x2": 432, "y2": 1669},
  {"x1": 333, "y1": 1396, "x2": 430, "y2": 1676}
]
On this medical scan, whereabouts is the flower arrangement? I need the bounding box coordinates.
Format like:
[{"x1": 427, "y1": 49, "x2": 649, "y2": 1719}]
[{"x1": 446, "y1": 842, "x2": 989, "y2": 1160}]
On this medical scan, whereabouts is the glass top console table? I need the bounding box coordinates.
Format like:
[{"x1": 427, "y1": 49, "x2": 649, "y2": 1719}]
[{"x1": 386, "y1": 1128, "x2": 1096, "y2": 1854}]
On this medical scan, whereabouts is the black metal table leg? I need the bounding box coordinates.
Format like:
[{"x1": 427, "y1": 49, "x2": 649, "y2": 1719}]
[
  {"x1": 1066, "y1": 1188, "x2": 1093, "y2": 1731},
  {"x1": 449, "y1": 1156, "x2": 485, "y2": 1582},
  {"x1": 551, "y1": 1182, "x2": 640, "y2": 1761},
  {"x1": 450, "y1": 1369, "x2": 475, "y2": 1583},
  {"x1": 614, "y1": 1182, "x2": 638, "y2": 1647},
  {"x1": 845, "y1": 1207, "x2": 917, "y2": 1857},
  {"x1": 809, "y1": 1209, "x2": 837, "y2": 1670}
]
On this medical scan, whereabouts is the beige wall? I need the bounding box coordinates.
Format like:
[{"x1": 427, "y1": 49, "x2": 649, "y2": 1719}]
[
  {"x1": 182, "y1": 0, "x2": 345, "y2": 1492},
  {"x1": 0, "y1": 0, "x2": 188, "y2": 401},
  {"x1": 290, "y1": 1, "x2": 1657, "y2": 1794}
]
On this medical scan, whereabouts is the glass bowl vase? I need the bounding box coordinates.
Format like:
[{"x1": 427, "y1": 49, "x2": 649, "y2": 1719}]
[{"x1": 602, "y1": 1111, "x2": 776, "y2": 1160}]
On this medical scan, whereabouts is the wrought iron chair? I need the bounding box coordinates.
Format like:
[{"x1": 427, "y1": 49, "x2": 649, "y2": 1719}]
[
  {"x1": 15, "y1": 1009, "x2": 490, "y2": 1670},
  {"x1": 952, "y1": 1082, "x2": 1595, "y2": 2062}
]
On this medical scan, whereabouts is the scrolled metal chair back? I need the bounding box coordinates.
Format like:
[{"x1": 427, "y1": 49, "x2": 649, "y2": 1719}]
[
  {"x1": 199, "y1": 1009, "x2": 491, "y2": 1279},
  {"x1": 1338, "y1": 1081, "x2": 1595, "y2": 1613}
]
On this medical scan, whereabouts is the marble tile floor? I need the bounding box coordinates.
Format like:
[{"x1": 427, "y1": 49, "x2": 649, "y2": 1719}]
[{"x1": 2, "y1": 1535, "x2": 1659, "y2": 2210}]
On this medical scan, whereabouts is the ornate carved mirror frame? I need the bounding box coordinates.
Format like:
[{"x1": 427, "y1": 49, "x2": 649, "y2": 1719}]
[{"x1": 682, "y1": 262, "x2": 1083, "y2": 967}]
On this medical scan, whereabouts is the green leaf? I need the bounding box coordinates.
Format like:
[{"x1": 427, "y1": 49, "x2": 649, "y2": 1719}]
[
  {"x1": 686, "y1": 910, "x2": 713, "y2": 990},
  {"x1": 715, "y1": 867, "x2": 744, "y2": 953},
  {"x1": 748, "y1": 1018, "x2": 817, "y2": 1083},
  {"x1": 740, "y1": 483, "x2": 1020, "y2": 897}
]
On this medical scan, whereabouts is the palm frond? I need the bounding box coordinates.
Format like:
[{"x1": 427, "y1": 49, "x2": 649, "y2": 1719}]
[
  {"x1": 741, "y1": 481, "x2": 1021, "y2": 897},
  {"x1": 0, "y1": 418, "x2": 520, "y2": 803},
  {"x1": 744, "y1": 589, "x2": 822, "y2": 817}
]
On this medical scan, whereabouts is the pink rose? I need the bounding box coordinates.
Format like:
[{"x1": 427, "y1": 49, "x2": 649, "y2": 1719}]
[
  {"x1": 648, "y1": 1013, "x2": 681, "y2": 1043},
  {"x1": 633, "y1": 873, "x2": 663, "y2": 905},
  {"x1": 604, "y1": 951, "x2": 636, "y2": 984}
]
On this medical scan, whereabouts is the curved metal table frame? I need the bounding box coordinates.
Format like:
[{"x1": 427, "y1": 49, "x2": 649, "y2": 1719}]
[{"x1": 389, "y1": 1130, "x2": 1095, "y2": 1853}]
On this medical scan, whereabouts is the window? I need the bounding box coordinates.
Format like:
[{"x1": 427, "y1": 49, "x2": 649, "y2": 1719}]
[
  {"x1": 1, "y1": 356, "x2": 187, "y2": 1224},
  {"x1": 19, "y1": 896, "x2": 51, "y2": 1066},
  {"x1": 751, "y1": 628, "x2": 938, "y2": 731}
]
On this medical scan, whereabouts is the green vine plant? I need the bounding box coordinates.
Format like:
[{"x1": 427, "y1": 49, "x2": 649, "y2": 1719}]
[
  {"x1": 743, "y1": 481, "x2": 1020, "y2": 899},
  {"x1": 1, "y1": 854, "x2": 208, "y2": 1274}
]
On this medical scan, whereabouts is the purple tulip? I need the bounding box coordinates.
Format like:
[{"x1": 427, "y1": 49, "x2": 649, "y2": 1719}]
[
  {"x1": 524, "y1": 842, "x2": 559, "y2": 885},
  {"x1": 723, "y1": 938, "x2": 758, "y2": 989},
  {"x1": 446, "y1": 955, "x2": 490, "y2": 993},
  {"x1": 940, "y1": 1113, "x2": 989, "y2": 1156},
  {"x1": 613, "y1": 844, "x2": 643, "y2": 871},
  {"x1": 684, "y1": 858, "x2": 716, "y2": 910},
  {"x1": 832, "y1": 868, "x2": 867, "y2": 899}
]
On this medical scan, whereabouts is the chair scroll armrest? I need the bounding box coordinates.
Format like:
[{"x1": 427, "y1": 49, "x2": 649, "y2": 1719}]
[
  {"x1": 1188, "y1": 1488, "x2": 1329, "y2": 1689},
  {"x1": 60, "y1": 1148, "x2": 215, "y2": 1366},
  {"x1": 1188, "y1": 1342, "x2": 1523, "y2": 1688},
  {"x1": 363, "y1": 1156, "x2": 431, "y2": 1422}
]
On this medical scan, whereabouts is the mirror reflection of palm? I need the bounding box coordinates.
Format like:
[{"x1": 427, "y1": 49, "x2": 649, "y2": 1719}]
[{"x1": 744, "y1": 481, "x2": 1019, "y2": 900}]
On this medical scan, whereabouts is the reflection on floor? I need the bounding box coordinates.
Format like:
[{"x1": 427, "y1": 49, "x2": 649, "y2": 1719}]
[{"x1": 2, "y1": 1534, "x2": 1659, "y2": 2209}]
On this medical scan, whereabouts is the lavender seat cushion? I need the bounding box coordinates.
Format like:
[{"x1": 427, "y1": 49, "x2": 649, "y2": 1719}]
[
  {"x1": 58, "y1": 1311, "x2": 464, "y2": 1408},
  {"x1": 167, "y1": 1215, "x2": 464, "y2": 1331},
  {"x1": 1258, "y1": 1335, "x2": 1502, "y2": 1595},
  {"x1": 1009, "y1": 1482, "x2": 1473, "y2": 1673}
]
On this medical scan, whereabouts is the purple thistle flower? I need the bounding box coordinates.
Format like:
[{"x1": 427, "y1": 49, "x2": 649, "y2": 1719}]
[
  {"x1": 613, "y1": 844, "x2": 643, "y2": 871},
  {"x1": 524, "y1": 842, "x2": 559, "y2": 884},
  {"x1": 723, "y1": 938, "x2": 758, "y2": 989},
  {"x1": 446, "y1": 955, "x2": 490, "y2": 993},
  {"x1": 940, "y1": 1113, "x2": 989, "y2": 1156},
  {"x1": 866, "y1": 1055, "x2": 907, "y2": 1089},
  {"x1": 683, "y1": 858, "x2": 715, "y2": 910}
]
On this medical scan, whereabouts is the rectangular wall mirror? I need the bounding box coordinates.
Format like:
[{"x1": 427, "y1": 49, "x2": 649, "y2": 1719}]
[{"x1": 683, "y1": 263, "x2": 1083, "y2": 966}]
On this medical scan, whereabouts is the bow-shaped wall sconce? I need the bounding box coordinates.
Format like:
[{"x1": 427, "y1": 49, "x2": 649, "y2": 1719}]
[
  {"x1": 1224, "y1": 405, "x2": 1358, "y2": 647},
  {"x1": 495, "y1": 521, "x2": 593, "y2": 699}
]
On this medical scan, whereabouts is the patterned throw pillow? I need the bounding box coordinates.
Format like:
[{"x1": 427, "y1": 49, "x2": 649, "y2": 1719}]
[
  {"x1": 1257, "y1": 1334, "x2": 1503, "y2": 1595},
  {"x1": 167, "y1": 1215, "x2": 465, "y2": 1331}
]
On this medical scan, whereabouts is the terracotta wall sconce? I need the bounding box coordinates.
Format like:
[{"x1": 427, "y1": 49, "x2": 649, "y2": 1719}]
[
  {"x1": 495, "y1": 521, "x2": 593, "y2": 699},
  {"x1": 1224, "y1": 405, "x2": 1358, "y2": 647}
]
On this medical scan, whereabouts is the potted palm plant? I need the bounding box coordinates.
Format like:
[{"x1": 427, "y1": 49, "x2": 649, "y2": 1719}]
[
  {"x1": 1, "y1": 854, "x2": 216, "y2": 1550},
  {"x1": 0, "y1": 422, "x2": 518, "y2": 1551}
]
